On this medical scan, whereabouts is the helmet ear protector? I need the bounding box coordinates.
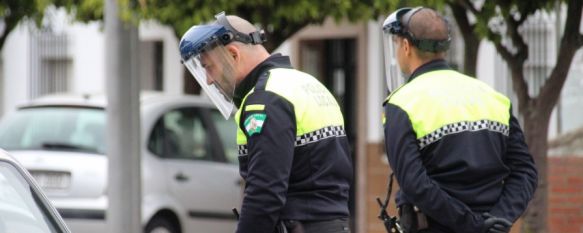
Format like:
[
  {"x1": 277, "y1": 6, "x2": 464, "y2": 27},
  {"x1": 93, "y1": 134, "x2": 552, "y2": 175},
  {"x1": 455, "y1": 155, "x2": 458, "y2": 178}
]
[
  {"x1": 214, "y1": 12, "x2": 267, "y2": 45},
  {"x1": 383, "y1": 7, "x2": 451, "y2": 53}
]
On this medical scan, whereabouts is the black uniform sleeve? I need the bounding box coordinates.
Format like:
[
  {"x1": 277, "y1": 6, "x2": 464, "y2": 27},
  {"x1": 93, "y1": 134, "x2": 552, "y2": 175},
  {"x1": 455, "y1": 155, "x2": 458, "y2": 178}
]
[
  {"x1": 236, "y1": 90, "x2": 296, "y2": 233},
  {"x1": 383, "y1": 103, "x2": 484, "y2": 233},
  {"x1": 489, "y1": 111, "x2": 538, "y2": 221}
]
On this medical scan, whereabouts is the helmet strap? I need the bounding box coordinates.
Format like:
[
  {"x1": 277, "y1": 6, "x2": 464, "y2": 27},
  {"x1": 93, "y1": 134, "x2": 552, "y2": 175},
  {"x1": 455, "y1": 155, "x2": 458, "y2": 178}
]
[{"x1": 214, "y1": 12, "x2": 267, "y2": 45}]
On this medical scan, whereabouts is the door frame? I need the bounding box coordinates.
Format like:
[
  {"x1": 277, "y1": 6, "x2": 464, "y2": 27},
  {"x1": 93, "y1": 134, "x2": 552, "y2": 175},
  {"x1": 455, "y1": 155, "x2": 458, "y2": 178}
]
[{"x1": 287, "y1": 18, "x2": 368, "y2": 233}]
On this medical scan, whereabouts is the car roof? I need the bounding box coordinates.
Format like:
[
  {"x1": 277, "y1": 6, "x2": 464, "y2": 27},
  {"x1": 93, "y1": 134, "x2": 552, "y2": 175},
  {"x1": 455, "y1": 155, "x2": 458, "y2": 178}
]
[{"x1": 17, "y1": 91, "x2": 214, "y2": 109}]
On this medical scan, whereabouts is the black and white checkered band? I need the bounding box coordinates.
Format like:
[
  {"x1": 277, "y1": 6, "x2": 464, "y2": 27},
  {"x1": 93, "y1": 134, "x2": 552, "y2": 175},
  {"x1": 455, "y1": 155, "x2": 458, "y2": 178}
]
[
  {"x1": 295, "y1": 126, "x2": 346, "y2": 147},
  {"x1": 238, "y1": 145, "x2": 248, "y2": 156},
  {"x1": 418, "y1": 120, "x2": 509, "y2": 149},
  {"x1": 237, "y1": 125, "x2": 346, "y2": 156}
]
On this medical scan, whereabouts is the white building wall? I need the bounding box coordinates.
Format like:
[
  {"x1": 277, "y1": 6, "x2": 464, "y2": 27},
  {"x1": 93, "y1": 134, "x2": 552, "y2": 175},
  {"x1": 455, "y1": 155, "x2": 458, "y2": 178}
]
[
  {"x1": 67, "y1": 22, "x2": 105, "y2": 95},
  {"x1": 476, "y1": 41, "x2": 497, "y2": 88},
  {"x1": 1, "y1": 15, "x2": 183, "y2": 115},
  {"x1": 273, "y1": 40, "x2": 291, "y2": 57},
  {"x1": 2, "y1": 25, "x2": 31, "y2": 114},
  {"x1": 558, "y1": 50, "x2": 583, "y2": 135}
]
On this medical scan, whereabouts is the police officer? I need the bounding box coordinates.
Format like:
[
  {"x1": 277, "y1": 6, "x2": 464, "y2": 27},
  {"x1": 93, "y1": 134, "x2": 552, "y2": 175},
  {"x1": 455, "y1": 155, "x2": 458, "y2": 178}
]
[
  {"x1": 179, "y1": 13, "x2": 353, "y2": 233},
  {"x1": 381, "y1": 7, "x2": 538, "y2": 233}
]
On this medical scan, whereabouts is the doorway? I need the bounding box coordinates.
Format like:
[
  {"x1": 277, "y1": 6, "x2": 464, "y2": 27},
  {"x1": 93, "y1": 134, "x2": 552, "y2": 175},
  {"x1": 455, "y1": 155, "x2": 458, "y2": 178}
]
[{"x1": 299, "y1": 38, "x2": 357, "y2": 229}]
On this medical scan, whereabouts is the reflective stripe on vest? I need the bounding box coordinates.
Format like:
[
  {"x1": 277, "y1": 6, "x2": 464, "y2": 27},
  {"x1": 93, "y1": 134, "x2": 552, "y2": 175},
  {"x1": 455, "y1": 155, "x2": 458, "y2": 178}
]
[
  {"x1": 386, "y1": 70, "x2": 511, "y2": 149},
  {"x1": 236, "y1": 68, "x2": 345, "y2": 155}
]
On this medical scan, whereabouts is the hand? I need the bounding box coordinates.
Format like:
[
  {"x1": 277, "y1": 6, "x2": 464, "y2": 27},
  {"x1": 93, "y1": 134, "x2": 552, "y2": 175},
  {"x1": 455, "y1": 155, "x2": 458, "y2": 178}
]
[{"x1": 482, "y1": 213, "x2": 512, "y2": 233}]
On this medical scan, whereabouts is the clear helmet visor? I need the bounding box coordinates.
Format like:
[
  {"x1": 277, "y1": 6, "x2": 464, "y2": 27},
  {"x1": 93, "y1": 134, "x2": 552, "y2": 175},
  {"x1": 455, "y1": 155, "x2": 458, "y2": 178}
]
[
  {"x1": 382, "y1": 32, "x2": 405, "y2": 93},
  {"x1": 183, "y1": 40, "x2": 237, "y2": 119}
]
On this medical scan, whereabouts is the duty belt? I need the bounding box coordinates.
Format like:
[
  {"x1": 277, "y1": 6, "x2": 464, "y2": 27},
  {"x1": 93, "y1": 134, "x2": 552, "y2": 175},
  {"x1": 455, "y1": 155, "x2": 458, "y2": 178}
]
[{"x1": 282, "y1": 218, "x2": 350, "y2": 233}]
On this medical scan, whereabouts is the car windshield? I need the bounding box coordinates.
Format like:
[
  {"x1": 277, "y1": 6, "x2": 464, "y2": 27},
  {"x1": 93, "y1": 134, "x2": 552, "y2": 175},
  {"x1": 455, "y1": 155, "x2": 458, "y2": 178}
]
[
  {"x1": 0, "y1": 107, "x2": 106, "y2": 154},
  {"x1": 0, "y1": 162, "x2": 63, "y2": 233}
]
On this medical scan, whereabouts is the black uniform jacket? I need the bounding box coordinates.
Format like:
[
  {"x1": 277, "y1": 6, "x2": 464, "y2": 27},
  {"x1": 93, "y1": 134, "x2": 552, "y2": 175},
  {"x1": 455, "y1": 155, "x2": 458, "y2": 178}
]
[
  {"x1": 383, "y1": 59, "x2": 538, "y2": 233},
  {"x1": 235, "y1": 54, "x2": 353, "y2": 233}
]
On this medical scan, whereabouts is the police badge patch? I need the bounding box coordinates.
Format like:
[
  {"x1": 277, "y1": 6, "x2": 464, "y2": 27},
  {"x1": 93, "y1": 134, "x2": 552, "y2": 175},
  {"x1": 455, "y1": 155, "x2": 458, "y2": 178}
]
[{"x1": 244, "y1": 113, "x2": 267, "y2": 136}]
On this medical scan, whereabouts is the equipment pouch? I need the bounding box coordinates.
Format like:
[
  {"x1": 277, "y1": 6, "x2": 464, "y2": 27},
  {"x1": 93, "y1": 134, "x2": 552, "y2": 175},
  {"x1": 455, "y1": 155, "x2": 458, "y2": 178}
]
[
  {"x1": 399, "y1": 204, "x2": 417, "y2": 233},
  {"x1": 414, "y1": 206, "x2": 428, "y2": 230},
  {"x1": 275, "y1": 221, "x2": 289, "y2": 233},
  {"x1": 399, "y1": 204, "x2": 429, "y2": 232}
]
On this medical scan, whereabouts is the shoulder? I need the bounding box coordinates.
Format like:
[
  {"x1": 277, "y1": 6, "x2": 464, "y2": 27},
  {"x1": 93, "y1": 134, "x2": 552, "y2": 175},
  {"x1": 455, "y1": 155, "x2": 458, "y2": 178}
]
[
  {"x1": 265, "y1": 68, "x2": 314, "y2": 91},
  {"x1": 262, "y1": 68, "x2": 326, "y2": 104}
]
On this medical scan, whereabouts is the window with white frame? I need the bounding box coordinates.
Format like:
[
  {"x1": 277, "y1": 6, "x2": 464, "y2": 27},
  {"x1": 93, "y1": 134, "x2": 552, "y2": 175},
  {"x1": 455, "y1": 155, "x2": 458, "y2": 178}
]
[
  {"x1": 521, "y1": 11, "x2": 556, "y2": 97},
  {"x1": 29, "y1": 31, "x2": 71, "y2": 99}
]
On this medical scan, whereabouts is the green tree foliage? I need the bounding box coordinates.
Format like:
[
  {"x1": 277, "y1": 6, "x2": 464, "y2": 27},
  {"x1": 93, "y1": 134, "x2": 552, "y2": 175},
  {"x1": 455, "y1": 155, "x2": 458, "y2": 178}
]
[
  {"x1": 56, "y1": 0, "x2": 103, "y2": 22},
  {"x1": 137, "y1": 0, "x2": 393, "y2": 51},
  {"x1": 52, "y1": 0, "x2": 399, "y2": 51},
  {"x1": 0, "y1": 0, "x2": 104, "y2": 50},
  {"x1": 0, "y1": 0, "x2": 52, "y2": 49},
  {"x1": 1, "y1": 0, "x2": 398, "y2": 51}
]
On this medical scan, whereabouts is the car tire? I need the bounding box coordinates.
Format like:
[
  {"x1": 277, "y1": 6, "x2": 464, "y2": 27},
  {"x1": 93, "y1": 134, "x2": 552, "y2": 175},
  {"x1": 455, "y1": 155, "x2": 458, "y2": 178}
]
[{"x1": 145, "y1": 217, "x2": 178, "y2": 233}]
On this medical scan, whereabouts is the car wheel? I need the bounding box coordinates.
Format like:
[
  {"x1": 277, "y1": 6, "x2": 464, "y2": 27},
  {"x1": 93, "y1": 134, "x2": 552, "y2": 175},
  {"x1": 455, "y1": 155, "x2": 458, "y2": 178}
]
[{"x1": 145, "y1": 217, "x2": 178, "y2": 233}]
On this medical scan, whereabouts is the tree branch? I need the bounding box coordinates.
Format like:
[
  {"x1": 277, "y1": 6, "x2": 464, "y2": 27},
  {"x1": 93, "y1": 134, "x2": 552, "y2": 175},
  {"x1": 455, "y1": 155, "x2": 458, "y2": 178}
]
[
  {"x1": 493, "y1": 41, "x2": 531, "y2": 115},
  {"x1": 516, "y1": 12, "x2": 528, "y2": 26},
  {"x1": 448, "y1": 1, "x2": 481, "y2": 76},
  {"x1": 0, "y1": 30, "x2": 10, "y2": 52},
  {"x1": 448, "y1": 2, "x2": 474, "y2": 36},
  {"x1": 0, "y1": 14, "x2": 22, "y2": 51},
  {"x1": 457, "y1": 0, "x2": 480, "y2": 15},
  {"x1": 485, "y1": 7, "x2": 532, "y2": 115},
  {"x1": 538, "y1": 0, "x2": 583, "y2": 115},
  {"x1": 492, "y1": 37, "x2": 513, "y2": 61},
  {"x1": 505, "y1": 16, "x2": 529, "y2": 63}
]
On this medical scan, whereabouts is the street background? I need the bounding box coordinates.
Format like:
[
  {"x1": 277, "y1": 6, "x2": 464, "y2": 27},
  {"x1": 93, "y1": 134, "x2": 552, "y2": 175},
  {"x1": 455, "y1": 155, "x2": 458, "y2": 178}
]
[{"x1": 1, "y1": 1, "x2": 583, "y2": 233}]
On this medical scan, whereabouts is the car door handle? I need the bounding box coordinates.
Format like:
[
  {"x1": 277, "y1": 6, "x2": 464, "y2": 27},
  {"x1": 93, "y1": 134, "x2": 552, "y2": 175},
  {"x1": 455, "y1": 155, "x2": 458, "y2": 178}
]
[{"x1": 175, "y1": 173, "x2": 189, "y2": 182}]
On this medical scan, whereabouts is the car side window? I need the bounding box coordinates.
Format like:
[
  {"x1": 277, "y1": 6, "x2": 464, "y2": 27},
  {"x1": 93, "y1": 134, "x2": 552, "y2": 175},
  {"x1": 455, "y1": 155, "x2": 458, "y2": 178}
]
[
  {"x1": 209, "y1": 110, "x2": 238, "y2": 164},
  {"x1": 147, "y1": 120, "x2": 165, "y2": 156},
  {"x1": 148, "y1": 108, "x2": 213, "y2": 161}
]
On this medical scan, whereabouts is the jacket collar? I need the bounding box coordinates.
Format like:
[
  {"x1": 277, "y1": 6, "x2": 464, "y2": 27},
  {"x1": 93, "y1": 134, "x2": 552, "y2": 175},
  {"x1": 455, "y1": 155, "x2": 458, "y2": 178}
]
[
  {"x1": 407, "y1": 59, "x2": 451, "y2": 83},
  {"x1": 383, "y1": 59, "x2": 452, "y2": 106}
]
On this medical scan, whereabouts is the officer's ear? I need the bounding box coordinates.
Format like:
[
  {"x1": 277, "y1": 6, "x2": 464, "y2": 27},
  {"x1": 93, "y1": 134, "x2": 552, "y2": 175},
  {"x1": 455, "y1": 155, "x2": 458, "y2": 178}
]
[
  {"x1": 226, "y1": 44, "x2": 240, "y2": 63},
  {"x1": 402, "y1": 38, "x2": 412, "y2": 57}
]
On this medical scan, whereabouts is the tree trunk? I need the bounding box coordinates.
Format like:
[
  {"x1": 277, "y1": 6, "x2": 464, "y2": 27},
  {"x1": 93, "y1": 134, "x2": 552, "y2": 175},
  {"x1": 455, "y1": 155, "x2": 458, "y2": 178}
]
[
  {"x1": 448, "y1": 2, "x2": 480, "y2": 77},
  {"x1": 520, "y1": 1, "x2": 583, "y2": 232},
  {"x1": 0, "y1": 15, "x2": 20, "y2": 51},
  {"x1": 462, "y1": 37, "x2": 479, "y2": 77},
  {"x1": 521, "y1": 111, "x2": 550, "y2": 233}
]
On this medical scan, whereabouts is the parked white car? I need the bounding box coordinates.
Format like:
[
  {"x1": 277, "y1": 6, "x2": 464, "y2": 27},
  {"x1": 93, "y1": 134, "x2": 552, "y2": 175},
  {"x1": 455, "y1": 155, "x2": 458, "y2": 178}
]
[
  {"x1": 0, "y1": 92, "x2": 241, "y2": 233},
  {"x1": 0, "y1": 149, "x2": 71, "y2": 233}
]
